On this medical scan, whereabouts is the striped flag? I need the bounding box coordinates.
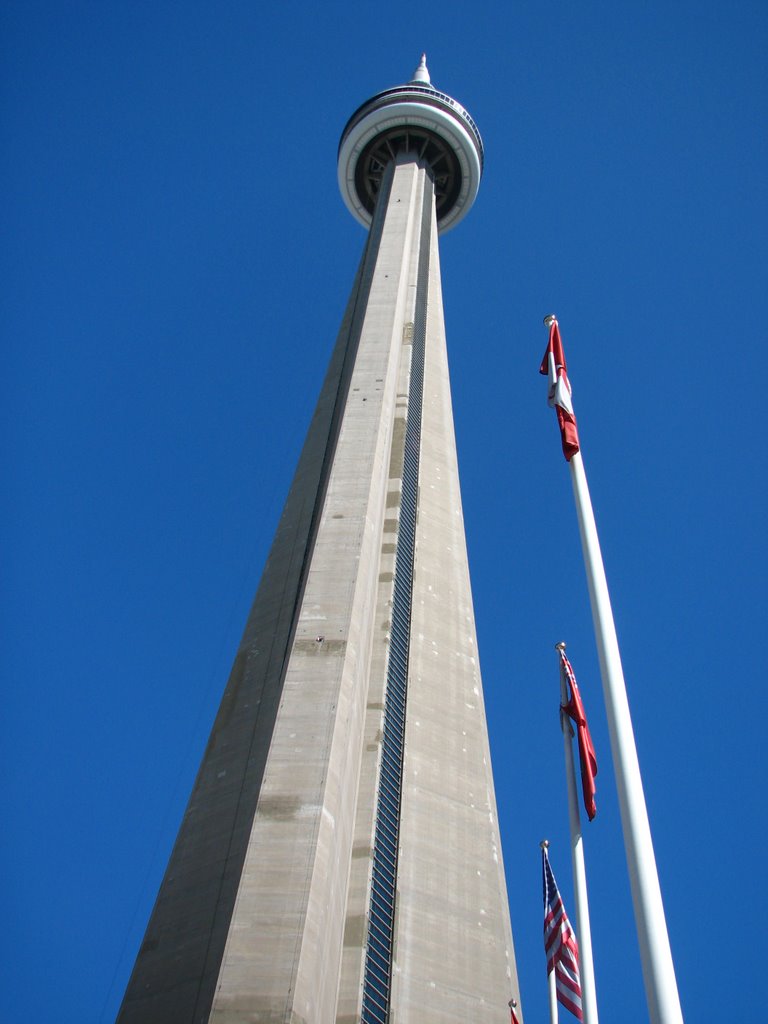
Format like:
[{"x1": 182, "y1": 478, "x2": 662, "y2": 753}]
[
  {"x1": 543, "y1": 846, "x2": 583, "y2": 1021},
  {"x1": 509, "y1": 998, "x2": 521, "y2": 1024}
]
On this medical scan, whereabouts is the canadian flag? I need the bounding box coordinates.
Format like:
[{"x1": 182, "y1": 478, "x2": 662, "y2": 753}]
[{"x1": 539, "y1": 319, "x2": 580, "y2": 461}]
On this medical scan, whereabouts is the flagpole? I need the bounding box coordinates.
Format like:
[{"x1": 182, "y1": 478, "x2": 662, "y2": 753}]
[
  {"x1": 548, "y1": 964, "x2": 559, "y2": 1024},
  {"x1": 566, "y1": 446, "x2": 683, "y2": 1024},
  {"x1": 541, "y1": 840, "x2": 559, "y2": 1024},
  {"x1": 555, "y1": 643, "x2": 599, "y2": 1024}
]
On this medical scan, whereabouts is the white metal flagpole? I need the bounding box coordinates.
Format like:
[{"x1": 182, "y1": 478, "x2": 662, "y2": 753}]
[
  {"x1": 548, "y1": 964, "x2": 559, "y2": 1024},
  {"x1": 556, "y1": 642, "x2": 599, "y2": 1024},
  {"x1": 541, "y1": 313, "x2": 683, "y2": 1024}
]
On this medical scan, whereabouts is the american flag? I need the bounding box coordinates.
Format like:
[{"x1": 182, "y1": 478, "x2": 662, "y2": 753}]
[{"x1": 542, "y1": 846, "x2": 583, "y2": 1021}]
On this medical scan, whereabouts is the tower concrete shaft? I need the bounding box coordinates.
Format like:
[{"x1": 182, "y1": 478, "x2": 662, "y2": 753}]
[{"x1": 118, "y1": 65, "x2": 520, "y2": 1024}]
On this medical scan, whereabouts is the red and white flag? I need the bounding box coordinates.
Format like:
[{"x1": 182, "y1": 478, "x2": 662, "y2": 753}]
[
  {"x1": 539, "y1": 318, "x2": 580, "y2": 461},
  {"x1": 509, "y1": 998, "x2": 521, "y2": 1024},
  {"x1": 543, "y1": 847, "x2": 583, "y2": 1021},
  {"x1": 560, "y1": 648, "x2": 598, "y2": 821}
]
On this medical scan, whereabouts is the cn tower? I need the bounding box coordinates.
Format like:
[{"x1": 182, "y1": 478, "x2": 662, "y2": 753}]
[{"x1": 118, "y1": 56, "x2": 521, "y2": 1024}]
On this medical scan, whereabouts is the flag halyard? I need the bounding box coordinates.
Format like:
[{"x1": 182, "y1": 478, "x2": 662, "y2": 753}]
[
  {"x1": 560, "y1": 649, "x2": 598, "y2": 821},
  {"x1": 543, "y1": 847, "x2": 584, "y2": 1021},
  {"x1": 539, "y1": 319, "x2": 580, "y2": 461}
]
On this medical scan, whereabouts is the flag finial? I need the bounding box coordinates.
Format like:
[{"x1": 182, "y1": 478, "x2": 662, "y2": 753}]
[
  {"x1": 555, "y1": 640, "x2": 566, "y2": 651},
  {"x1": 543, "y1": 313, "x2": 557, "y2": 327},
  {"x1": 540, "y1": 838, "x2": 550, "y2": 850}
]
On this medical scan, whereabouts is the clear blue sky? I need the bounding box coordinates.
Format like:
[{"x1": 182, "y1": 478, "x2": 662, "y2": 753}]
[{"x1": 3, "y1": 2, "x2": 766, "y2": 1021}]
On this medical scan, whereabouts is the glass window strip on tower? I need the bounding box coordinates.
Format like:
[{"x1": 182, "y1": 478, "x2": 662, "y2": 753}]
[{"x1": 360, "y1": 174, "x2": 431, "y2": 1024}]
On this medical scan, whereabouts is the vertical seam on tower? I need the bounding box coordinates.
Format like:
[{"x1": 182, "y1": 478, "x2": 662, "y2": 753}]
[{"x1": 361, "y1": 167, "x2": 432, "y2": 1024}]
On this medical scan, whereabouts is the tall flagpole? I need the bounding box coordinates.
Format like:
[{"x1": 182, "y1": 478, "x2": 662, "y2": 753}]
[
  {"x1": 556, "y1": 643, "x2": 599, "y2": 1024},
  {"x1": 543, "y1": 313, "x2": 684, "y2": 1024}
]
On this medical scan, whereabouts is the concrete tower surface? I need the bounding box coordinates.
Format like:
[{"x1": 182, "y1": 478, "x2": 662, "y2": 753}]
[{"x1": 118, "y1": 57, "x2": 521, "y2": 1024}]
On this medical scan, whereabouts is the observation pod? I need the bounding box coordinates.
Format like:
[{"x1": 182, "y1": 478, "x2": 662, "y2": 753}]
[{"x1": 338, "y1": 54, "x2": 484, "y2": 234}]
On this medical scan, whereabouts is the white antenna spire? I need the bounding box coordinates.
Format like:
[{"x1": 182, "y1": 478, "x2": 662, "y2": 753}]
[{"x1": 411, "y1": 53, "x2": 431, "y2": 84}]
